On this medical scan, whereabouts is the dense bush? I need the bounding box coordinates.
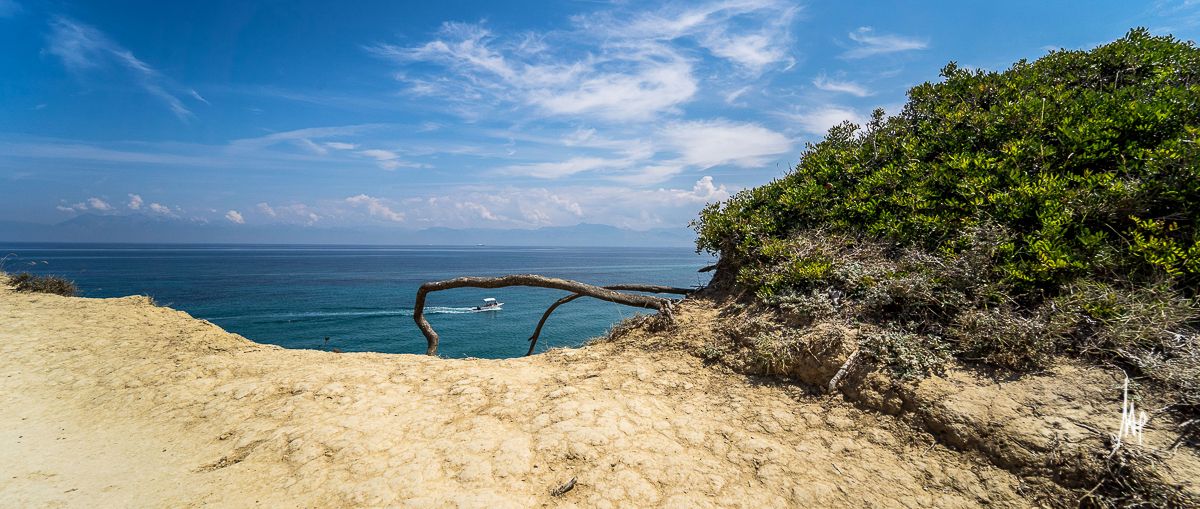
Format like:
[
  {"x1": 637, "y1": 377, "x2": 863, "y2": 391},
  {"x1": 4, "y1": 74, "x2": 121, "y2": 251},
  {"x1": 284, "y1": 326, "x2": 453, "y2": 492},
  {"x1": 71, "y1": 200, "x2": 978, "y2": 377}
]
[
  {"x1": 697, "y1": 29, "x2": 1200, "y2": 297},
  {"x1": 8, "y1": 272, "x2": 78, "y2": 297},
  {"x1": 693, "y1": 30, "x2": 1200, "y2": 396}
]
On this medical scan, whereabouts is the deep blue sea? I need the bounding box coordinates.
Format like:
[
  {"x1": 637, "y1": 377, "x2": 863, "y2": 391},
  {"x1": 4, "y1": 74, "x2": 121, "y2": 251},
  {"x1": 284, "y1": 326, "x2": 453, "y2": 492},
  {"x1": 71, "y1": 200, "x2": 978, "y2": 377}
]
[{"x1": 0, "y1": 243, "x2": 713, "y2": 358}]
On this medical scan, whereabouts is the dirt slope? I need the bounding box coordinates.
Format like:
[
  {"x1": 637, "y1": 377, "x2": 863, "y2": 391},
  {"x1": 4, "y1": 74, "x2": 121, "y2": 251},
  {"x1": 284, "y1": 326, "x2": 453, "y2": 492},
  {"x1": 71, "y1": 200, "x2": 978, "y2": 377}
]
[{"x1": 0, "y1": 286, "x2": 1033, "y2": 508}]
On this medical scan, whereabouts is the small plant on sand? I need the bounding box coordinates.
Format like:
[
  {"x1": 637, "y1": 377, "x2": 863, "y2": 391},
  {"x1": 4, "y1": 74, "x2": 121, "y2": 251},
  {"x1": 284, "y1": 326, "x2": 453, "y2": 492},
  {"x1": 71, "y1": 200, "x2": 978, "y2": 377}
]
[{"x1": 7, "y1": 272, "x2": 78, "y2": 297}]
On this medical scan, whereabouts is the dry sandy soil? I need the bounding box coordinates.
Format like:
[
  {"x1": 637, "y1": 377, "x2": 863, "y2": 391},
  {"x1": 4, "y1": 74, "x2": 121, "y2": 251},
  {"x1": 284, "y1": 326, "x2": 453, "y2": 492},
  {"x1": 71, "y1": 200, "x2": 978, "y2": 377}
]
[
  {"x1": 0, "y1": 285, "x2": 1047, "y2": 508},
  {"x1": 5, "y1": 282, "x2": 1199, "y2": 507}
]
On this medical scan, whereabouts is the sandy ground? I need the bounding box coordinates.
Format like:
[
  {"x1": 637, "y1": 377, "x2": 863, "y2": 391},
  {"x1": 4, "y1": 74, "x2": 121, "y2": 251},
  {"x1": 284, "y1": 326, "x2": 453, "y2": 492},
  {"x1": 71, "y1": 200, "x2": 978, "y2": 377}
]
[{"x1": 0, "y1": 286, "x2": 1037, "y2": 508}]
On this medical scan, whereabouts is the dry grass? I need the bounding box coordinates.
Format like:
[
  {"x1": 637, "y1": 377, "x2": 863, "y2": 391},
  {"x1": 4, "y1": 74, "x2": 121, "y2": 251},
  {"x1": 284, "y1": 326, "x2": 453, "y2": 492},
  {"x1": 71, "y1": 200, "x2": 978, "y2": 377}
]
[
  {"x1": 1076, "y1": 442, "x2": 1200, "y2": 508},
  {"x1": 7, "y1": 273, "x2": 78, "y2": 297}
]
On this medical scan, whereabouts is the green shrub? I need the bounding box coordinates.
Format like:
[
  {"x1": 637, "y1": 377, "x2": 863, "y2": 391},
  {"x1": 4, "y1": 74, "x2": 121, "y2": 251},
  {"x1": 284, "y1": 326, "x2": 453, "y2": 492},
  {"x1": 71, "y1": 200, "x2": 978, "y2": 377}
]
[
  {"x1": 8, "y1": 272, "x2": 78, "y2": 297},
  {"x1": 692, "y1": 30, "x2": 1200, "y2": 411},
  {"x1": 696, "y1": 29, "x2": 1200, "y2": 297}
]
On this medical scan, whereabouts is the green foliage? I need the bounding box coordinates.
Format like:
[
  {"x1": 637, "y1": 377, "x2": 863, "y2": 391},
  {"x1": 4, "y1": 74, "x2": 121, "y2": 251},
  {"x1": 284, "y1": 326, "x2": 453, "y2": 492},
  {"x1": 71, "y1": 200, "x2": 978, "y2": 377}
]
[
  {"x1": 695, "y1": 29, "x2": 1200, "y2": 296},
  {"x1": 692, "y1": 30, "x2": 1200, "y2": 410},
  {"x1": 8, "y1": 272, "x2": 78, "y2": 297}
]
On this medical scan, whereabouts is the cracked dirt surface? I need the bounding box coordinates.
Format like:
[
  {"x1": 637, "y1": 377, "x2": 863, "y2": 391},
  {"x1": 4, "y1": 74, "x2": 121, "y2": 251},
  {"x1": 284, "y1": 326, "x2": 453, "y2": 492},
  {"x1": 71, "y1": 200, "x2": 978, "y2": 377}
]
[{"x1": 0, "y1": 286, "x2": 1034, "y2": 507}]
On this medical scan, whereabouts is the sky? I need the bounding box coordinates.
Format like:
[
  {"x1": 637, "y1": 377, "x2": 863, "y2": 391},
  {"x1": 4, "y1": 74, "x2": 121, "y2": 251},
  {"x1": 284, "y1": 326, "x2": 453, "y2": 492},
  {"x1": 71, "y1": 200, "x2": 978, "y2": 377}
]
[{"x1": 1, "y1": 0, "x2": 1197, "y2": 233}]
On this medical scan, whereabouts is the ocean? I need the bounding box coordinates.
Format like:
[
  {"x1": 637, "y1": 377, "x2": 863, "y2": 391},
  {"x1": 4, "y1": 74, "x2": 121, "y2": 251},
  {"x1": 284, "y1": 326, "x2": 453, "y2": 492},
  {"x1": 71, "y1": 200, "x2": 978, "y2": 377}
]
[{"x1": 0, "y1": 243, "x2": 713, "y2": 358}]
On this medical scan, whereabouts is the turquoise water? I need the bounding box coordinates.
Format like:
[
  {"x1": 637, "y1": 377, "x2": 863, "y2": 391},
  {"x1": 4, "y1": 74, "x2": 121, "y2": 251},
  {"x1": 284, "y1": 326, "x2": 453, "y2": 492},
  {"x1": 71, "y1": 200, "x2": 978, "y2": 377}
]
[{"x1": 0, "y1": 243, "x2": 712, "y2": 358}]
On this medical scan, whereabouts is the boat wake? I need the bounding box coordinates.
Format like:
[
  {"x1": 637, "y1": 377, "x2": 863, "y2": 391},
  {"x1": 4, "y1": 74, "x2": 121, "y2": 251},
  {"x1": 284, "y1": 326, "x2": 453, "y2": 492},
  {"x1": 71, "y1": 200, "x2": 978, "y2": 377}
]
[{"x1": 206, "y1": 306, "x2": 486, "y2": 322}]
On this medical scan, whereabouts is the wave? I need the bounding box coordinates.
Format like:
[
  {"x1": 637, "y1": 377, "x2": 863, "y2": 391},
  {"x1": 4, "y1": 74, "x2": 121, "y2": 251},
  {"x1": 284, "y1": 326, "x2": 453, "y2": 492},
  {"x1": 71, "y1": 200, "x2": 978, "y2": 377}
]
[{"x1": 205, "y1": 306, "x2": 482, "y2": 321}]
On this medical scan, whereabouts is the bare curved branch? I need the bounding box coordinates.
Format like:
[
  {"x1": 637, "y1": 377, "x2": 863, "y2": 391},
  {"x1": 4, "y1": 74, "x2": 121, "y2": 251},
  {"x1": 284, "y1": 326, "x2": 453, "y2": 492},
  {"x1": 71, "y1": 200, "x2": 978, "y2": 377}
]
[
  {"x1": 413, "y1": 275, "x2": 691, "y2": 355},
  {"x1": 525, "y1": 284, "x2": 693, "y2": 356}
]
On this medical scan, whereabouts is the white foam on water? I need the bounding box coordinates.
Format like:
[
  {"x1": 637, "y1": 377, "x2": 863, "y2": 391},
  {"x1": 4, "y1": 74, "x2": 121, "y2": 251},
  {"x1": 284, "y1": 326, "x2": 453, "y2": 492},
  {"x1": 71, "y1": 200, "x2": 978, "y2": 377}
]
[{"x1": 206, "y1": 306, "x2": 482, "y2": 321}]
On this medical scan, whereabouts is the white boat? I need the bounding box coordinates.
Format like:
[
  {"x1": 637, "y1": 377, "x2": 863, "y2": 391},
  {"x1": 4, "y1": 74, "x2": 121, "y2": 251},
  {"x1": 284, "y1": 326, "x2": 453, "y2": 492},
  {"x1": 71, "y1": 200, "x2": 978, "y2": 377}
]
[{"x1": 472, "y1": 297, "x2": 503, "y2": 311}]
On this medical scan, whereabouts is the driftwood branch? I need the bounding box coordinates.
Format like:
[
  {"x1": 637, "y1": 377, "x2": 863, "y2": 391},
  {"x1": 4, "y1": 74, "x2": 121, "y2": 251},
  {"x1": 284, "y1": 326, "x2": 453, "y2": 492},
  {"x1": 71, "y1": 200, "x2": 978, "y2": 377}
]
[
  {"x1": 827, "y1": 349, "x2": 861, "y2": 394},
  {"x1": 413, "y1": 275, "x2": 692, "y2": 355},
  {"x1": 526, "y1": 284, "x2": 693, "y2": 356}
]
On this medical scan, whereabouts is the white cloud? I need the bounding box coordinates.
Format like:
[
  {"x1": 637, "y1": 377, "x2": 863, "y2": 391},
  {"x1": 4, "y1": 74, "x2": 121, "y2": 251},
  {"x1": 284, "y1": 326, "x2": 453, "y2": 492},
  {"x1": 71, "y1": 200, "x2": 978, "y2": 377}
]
[
  {"x1": 228, "y1": 125, "x2": 378, "y2": 153},
  {"x1": 187, "y1": 89, "x2": 208, "y2": 104},
  {"x1": 531, "y1": 59, "x2": 698, "y2": 121},
  {"x1": 660, "y1": 119, "x2": 792, "y2": 168},
  {"x1": 148, "y1": 202, "x2": 174, "y2": 216},
  {"x1": 394, "y1": 176, "x2": 729, "y2": 230},
  {"x1": 779, "y1": 106, "x2": 867, "y2": 135},
  {"x1": 256, "y1": 202, "x2": 320, "y2": 224},
  {"x1": 703, "y1": 31, "x2": 787, "y2": 72},
  {"x1": 373, "y1": 0, "x2": 796, "y2": 122},
  {"x1": 127, "y1": 193, "x2": 143, "y2": 210},
  {"x1": 373, "y1": 22, "x2": 700, "y2": 122},
  {"x1": 345, "y1": 194, "x2": 405, "y2": 222},
  {"x1": 591, "y1": 0, "x2": 799, "y2": 73},
  {"x1": 86, "y1": 197, "x2": 113, "y2": 211},
  {"x1": 456, "y1": 201, "x2": 501, "y2": 221},
  {"x1": 256, "y1": 202, "x2": 277, "y2": 217},
  {"x1": 46, "y1": 17, "x2": 200, "y2": 120},
  {"x1": 369, "y1": 0, "x2": 802, "y2": 125},
  {"x1": 399, "y1": 188, "x2": 587, "y2": 228},
  {"x1": 812, "y1": 75, "x2": 872, "y2": 97},
  {"x1": 224, "y1": 210, "x2": 245, "y2": 224},
  {"x1": 380, "y1": 160, "x2": 427, "y2": 170},
  {"x1": 324, "y1": 141, "x2": 357, "y2": 150},
  {"x1": 607, "y1": 164, "x2": 686, "y2": 186},
  {"x1": 358, "y1": 148, "x2": 398, "y2": 160},
  {"x1": 842, "y1": 27, "x2": 929, "y2": 59},
  {"x1": 55, "y1": 196, "x2": 119, "y2": 213},
  {"x1": 293, "y1": 138, "x2": 328, "y2": 155},
  {"x1": 675, "y1": 176, "x2": 730, "y2": 203},
  {"x1": 725, "y1": 85, "x2": 752, "y2": 104},
  {"x1": 503, "y1": 157, "x2": 621, "y2": 179},
  {"x1": 355, "y1": 148, "x2": 429, "y2": 170}
]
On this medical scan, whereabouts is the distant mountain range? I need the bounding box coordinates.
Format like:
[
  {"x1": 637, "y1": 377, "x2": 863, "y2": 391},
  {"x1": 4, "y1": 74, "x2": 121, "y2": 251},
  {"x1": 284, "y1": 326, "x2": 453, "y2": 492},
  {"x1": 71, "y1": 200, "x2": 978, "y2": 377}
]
[{"x1": 0, "y1": 215, "x2": 698, "y2": 247}]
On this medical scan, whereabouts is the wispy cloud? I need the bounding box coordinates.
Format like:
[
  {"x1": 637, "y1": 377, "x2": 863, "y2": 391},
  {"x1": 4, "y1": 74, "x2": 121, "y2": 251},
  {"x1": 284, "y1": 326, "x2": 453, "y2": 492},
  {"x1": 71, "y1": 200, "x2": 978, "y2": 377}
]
[
  {"x1": 660, "y1": 119, "x2": 792, "y2": 168},
  {"x1": 56, "y1": 196, "x2": 112, "y2": 213},
  {"x1": 842, "y1": 27, "x2": 929, "y2": 59},
  {"x1": 1153, "y1": 0, "x2": 1200, "y2": 27},
  {"x1": 584, "y1": 0, "x2": 800, "y2": 73},
  {"x1": 256, "y1": 202, "x2": 320, "y2": 224},
  {"x1": 87, "y1": 197, "x2": 113, "y2": 211},
  {"x1": 393, "y1": 176, "x2": 728, "y2": 229},
  {"x1": 227, "y1": 125, "x2": 380, "y2": 153},
  {"x1": 147, "y1": 202, "x2": 174, "y2": 216},
  {"x1": 356, "y1": 148, "x2": 430, "y2": 170},
  {"x1": 224, "y1": 210, "x2": 245, "y2": 224},
  {"x1": 371, "y1": 22, "x2": 696, "y2": 121},
  {"x1": 46, "y1": 17, "x2": 201, "y2": 120},
  {"x1": 345, "y1": 194, "x2": 405, "y2": 222},
  {"x1": 812, "y1": 74, "x2": 873, "y2": 97},
  {"x1": 725, "y1": 85, "x2": 752, "y2": 104},
  {"x1": 777, "y1": 106, "x2": 866, "y2": 135},
  {"x1": 371, "y1": 1, "x2": 798, "y2": 122},
  {"x1": 503, "y1": 157, "x2": 626, "y2": 179},
  {"x1": 256, "y1": 202, "x2": 276, "y2": 217}
]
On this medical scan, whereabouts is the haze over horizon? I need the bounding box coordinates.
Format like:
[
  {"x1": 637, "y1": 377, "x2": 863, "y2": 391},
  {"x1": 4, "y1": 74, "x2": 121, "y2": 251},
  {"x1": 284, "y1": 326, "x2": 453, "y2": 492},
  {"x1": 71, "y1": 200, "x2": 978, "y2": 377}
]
[{"x1": 2, "y1": 0, "x2": 1197, "y2": 242}]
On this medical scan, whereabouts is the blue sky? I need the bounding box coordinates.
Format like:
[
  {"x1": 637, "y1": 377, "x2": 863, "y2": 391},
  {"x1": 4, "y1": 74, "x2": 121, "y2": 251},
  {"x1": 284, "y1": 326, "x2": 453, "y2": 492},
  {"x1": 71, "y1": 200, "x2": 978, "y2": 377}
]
[{"x1": 1, "y1": 0, "x2": 1197, "y2": 231}]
